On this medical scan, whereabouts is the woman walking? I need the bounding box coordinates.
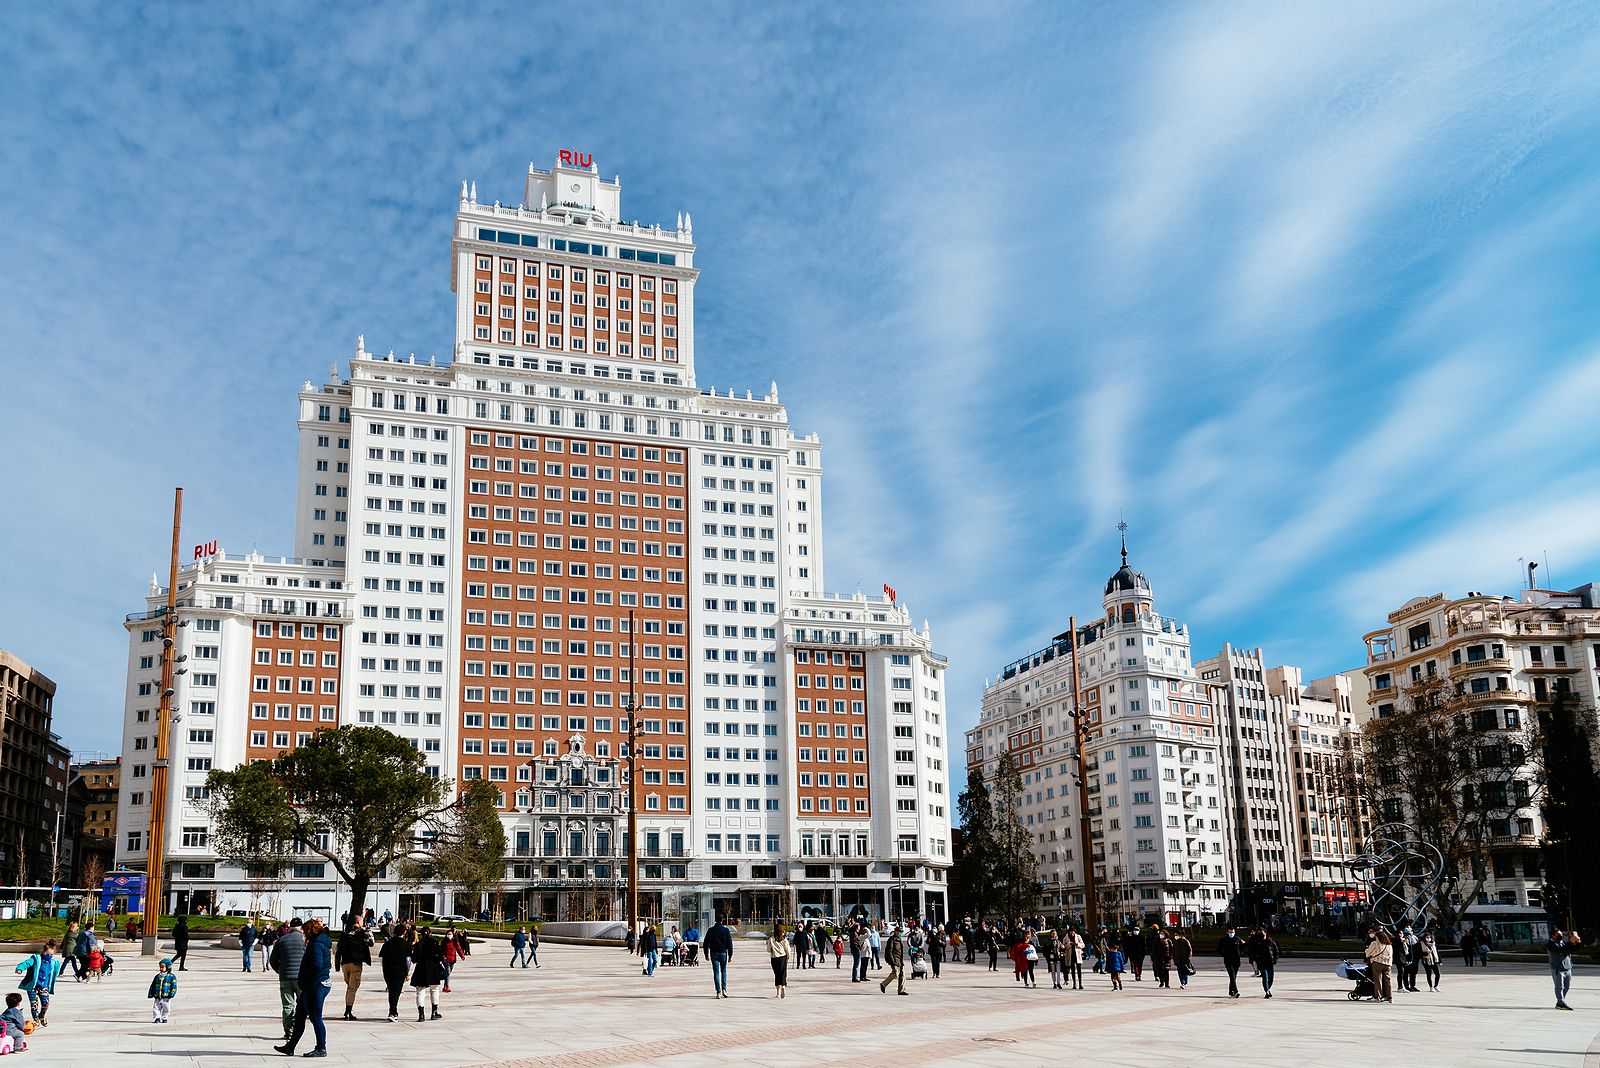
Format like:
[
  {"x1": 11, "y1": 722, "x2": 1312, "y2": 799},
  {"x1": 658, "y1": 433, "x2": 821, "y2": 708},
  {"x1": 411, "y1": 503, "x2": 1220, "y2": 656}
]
[
  {"x1": 336, "y1": 918, "x2": 372, "y2": 1020},
  {"x1": 766, "y1": 924, "x2": 790, "y2": 998},
  {"x1": 1171, "y1": 930, "x2": 1194, "y2": 990},
  {"x1": 275, "y1": 918, "x2": 332, "y2": 1058},
  {"x1": 1249, "y1": 926, "x2": 1280, "y2": 999},
  {"x1": 378, "y1": 924, "x2": 411, "y2": 1022},
  {"x1": 1041, "y1": 929, "x2": 1062, "y2": 989},
  {"x1": 410, "y1": 928, "x2": 445, "y2": 1021},
  {"x1": 171, "y1": 916, "x2": 190, "y2": 972}
]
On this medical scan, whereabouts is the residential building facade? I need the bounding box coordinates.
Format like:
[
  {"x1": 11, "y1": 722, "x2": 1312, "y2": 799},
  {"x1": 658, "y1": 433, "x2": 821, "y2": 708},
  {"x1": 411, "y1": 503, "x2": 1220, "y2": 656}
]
[
  {"x1": 0, "y1": 651, "x2": 68, "y2": 886},
  {"x1": 1362, "y1": 584, "x2": 1600, "y2": 912},
  {"x1": 968, "y1": 543, "x2": 1231, "y2": 926},
  {"x1": 113, "y1": 153, "x2": 950, "y2": 925}
]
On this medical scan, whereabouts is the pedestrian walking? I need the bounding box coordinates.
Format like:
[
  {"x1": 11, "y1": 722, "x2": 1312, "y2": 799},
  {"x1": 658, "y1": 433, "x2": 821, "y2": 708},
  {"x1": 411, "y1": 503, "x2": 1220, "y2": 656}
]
[
  {"x1": 510, "y1": 927, "x2": 529, "y2": 968},
  {"x1": 879, "y1": 925, "x2": 908, "y2": 995},
  {"x1": 640, "y1": 924, "x2": 658, "y2": 976},
  {"x1": 1364, "y1": 927, "x2": 1394, "y2": 1003},
  {"x1": 239, "y1": 918, "x2": 259, "y2": 973},
  {"x1": 869, "y1": 924, "x2": 882, "y2": 970},
  {"x1": 1248, "y1": 926, "x2": 1280, "y2": 999},
  {"x1": 849, "y1": 921, "x2": 868, "y2": 982},
  {"x1": 767, "y1": 924, "x2": 790, "y2": 998},
  {"x1": 147, "y1": 958, "x2": 177, "y2": 1024},
  {"x1": 336, "y1": 918, "x2": 373, "y2": 1020},
  {"x1": 269, "y1": 918, "x2": 307, "y2": 1040},
  {"x1": 1476, "y1": 925, "x2": 1491, "y2": 967},
  {"x1": 526, "y1": 924, "x2": 540, "y2": 967},
  {"x1": 275, "y1": 917, "x2": 332, "y2": 1058},
  {"x1": 1459, "y1": 928, "x2": 1476, "y2": 967},
  {"x1": 813, "y1": 924, "x2": 829, "y2": 970},
  {"x1": 60, "y1": 923, "x2": 81, "y2": 983},
  {"x1": 1106, "y1": 945, "x2": 1125, "y2": 991},
  {"x1": 171, "y1": 915, "x2": 190, "y2": 972},
  {"x1": 927, "y1": 926, "x2": 945, "y2": 979},
  {"x1": 1065, "y1": 927, "x2": 1085, "y2": 990},
  {"x1": 704, "y1": 915, "x2": 734, "y2": 999},
  {"x1": 379, "y1": 925, "x2": 411, "y2": 1022},
  {"x1": 1172, "y1": 930, "x2": 1194, "y2": 990},
  {"x1": 410, "y1": 928, "x2": 446, "y2": 1021},
  {"x1": 986, "y1": 926, "x2": 1000, "y2": 972},
  {"x1": 833, "y1": 930, "x2": 845, "y2": 969},
  {"x1": 1216, "y1": 925, "x2": 1243, "y2": 998},
  {"x1": 1128, "y1": 926, "x2": 1147, "y2": 982},
  {"x1": 1548, "y1": 929, "x2": 1581, "y2": 1010}
]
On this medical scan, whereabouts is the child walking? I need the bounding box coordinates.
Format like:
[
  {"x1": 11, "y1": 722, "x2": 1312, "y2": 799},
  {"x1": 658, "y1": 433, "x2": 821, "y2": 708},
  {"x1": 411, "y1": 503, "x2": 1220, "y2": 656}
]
[
  {"x1": 148, "y1": 958, "x2": 177, "y2": 1023},
  {"x1": 1107, "y1": 947, "x2": 1125, "y2": 991}
]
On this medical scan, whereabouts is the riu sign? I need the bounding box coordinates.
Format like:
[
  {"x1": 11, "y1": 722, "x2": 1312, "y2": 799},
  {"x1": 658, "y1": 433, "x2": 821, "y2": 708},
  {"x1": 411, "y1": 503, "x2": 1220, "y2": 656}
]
[
  {"x1": 559, "y1": 149, "x2": 593, "y2": 168},
  {"x1": 193, "y1": 540, "x2": 218, "y2": 561}
]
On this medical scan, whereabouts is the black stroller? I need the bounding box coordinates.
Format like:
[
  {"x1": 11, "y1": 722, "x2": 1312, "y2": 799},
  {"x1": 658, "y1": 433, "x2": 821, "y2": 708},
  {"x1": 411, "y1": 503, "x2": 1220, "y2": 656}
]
[{"x1": 1335, "y1": 959, "x2": 1373, "y2": 1000}]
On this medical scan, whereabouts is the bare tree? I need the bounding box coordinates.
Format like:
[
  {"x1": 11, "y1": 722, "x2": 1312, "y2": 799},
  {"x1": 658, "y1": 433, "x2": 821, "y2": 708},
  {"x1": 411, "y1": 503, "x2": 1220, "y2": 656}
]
[{"x1": 1361, "y1": 676, "x2": 1537, "y2": 924}]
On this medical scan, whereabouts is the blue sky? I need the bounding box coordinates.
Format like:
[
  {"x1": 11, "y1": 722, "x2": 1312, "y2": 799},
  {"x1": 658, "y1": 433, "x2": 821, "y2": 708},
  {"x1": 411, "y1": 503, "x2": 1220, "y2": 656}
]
[{"x1": 5, "y1": 2, "x2": 1600, "y2": 762}]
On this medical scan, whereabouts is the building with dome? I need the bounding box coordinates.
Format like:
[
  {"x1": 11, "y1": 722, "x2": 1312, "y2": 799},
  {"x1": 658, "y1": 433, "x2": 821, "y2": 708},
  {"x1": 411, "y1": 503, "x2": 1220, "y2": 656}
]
[{"x1": 966, "y1": 535, "x2": 1231, "y2": 925}]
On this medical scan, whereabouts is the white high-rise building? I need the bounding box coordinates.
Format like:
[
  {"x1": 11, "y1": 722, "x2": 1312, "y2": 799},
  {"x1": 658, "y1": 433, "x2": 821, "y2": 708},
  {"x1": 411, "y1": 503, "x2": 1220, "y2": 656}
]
[
  {"x1": 967, "y1": 539, "x2": 1230, "y2": 926},
  {"x1": 114, "y1": 153, "x2": 950, "y2": 926}
]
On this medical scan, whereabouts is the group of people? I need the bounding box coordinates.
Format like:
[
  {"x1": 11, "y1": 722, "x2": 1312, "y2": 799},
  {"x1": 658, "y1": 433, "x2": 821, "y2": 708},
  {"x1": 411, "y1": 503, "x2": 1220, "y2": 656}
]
[{"x1": 238, "y1": 912, "x2": 478, "y2": 1058}]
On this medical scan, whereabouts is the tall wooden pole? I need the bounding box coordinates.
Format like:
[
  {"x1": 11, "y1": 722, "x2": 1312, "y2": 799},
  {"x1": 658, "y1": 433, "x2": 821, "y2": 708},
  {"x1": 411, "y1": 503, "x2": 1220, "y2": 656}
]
[
  {"x1": 143, "y1": 487, "x2": 182, "y2": 954},
  {"x1": 625, "y1": 608, "x2": 639, "y2": 950},
  {"x1": 1067, "y1": 615, "x2": 1099, "y2": 933}
]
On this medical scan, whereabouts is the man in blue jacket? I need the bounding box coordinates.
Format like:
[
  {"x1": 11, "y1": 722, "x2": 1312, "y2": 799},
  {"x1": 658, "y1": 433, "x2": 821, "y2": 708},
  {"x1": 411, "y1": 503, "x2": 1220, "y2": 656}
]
[{"x1": 703, "y1": 915, "x2": 734, "y2": 999}]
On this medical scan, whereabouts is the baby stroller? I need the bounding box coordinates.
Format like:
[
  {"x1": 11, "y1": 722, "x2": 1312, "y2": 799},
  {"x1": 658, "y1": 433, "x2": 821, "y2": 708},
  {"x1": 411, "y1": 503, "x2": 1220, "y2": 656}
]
[
  {"x1": 682, "y1": 942, "x2": 700, "y2": 966},
  {"x1": 1335, "y1": 959, "x2": 1373, "y2": 1001},
  {"x1": 909, "y1": 947, "x2": 929, "y2": 979}
]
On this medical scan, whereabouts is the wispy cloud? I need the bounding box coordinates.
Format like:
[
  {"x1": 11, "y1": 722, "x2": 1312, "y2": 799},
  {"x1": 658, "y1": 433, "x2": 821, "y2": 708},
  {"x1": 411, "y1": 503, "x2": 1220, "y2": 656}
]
[{"x1": 3, "y1": 1, "x2": 1600, "y2": 775}]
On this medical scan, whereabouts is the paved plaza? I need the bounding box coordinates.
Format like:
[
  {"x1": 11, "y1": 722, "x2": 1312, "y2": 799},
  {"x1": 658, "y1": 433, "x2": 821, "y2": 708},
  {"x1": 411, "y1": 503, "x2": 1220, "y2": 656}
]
[{"x1": 23, "y1": 940, "x2": 1599, "y2": 1067}]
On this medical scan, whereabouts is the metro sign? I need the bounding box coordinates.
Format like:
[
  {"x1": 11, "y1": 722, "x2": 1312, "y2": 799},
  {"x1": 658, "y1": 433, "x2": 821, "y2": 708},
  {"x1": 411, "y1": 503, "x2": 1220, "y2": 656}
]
[{"x1": 558, "y1": 149, "x2": 593, "y2": 168}]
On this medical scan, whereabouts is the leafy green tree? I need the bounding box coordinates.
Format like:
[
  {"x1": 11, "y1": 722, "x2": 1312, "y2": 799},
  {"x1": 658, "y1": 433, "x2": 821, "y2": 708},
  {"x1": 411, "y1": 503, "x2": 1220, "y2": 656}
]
[
  {"x1": 207, "y1": 726, "x2": 450, "y2": 919},
  {"x1": 1537, "y1": 691, "x2": 1600, "y2": 932},
  {"x1": 990, "y1": 751, "x2": 1039, "y2": 920},
  {"x1": 954, "y1": 770, "x2": 997, "y2": 918}
]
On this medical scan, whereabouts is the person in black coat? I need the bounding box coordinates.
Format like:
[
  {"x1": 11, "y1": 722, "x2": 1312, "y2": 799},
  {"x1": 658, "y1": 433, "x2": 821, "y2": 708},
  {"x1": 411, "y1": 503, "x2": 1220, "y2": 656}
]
[
  {"x1": 171, "y1": 916, "x2": 190, "y2": 972},
  {"x1": 335, "y1": 920, "x2": 373, "y2": 1020},
  {"x1": 704, "y1": 916, "x2": 735, "y2": 998},
  {"x1": 378, "y1": 927, "x2": 412, "y2": 1023},
  {"x1": 409, "y1": 929, "x2": 445, "y2": 1022},
  {"x1": 1215, "y1": 925, "x2": 1244, "y2": 998}
]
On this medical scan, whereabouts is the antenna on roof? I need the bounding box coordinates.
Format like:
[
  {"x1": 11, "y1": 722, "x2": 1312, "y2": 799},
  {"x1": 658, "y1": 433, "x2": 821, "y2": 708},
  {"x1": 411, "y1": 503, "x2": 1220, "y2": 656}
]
[{"x1": 1118, "y1": 512, "x2": 1129, "y2": 566}]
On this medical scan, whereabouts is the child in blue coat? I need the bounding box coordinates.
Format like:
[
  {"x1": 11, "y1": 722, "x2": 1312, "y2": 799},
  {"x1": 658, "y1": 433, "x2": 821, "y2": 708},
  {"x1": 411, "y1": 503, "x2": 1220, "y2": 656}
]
[{"x1": 1106, "y1": 948, "x2": 1125, "y2": 991}]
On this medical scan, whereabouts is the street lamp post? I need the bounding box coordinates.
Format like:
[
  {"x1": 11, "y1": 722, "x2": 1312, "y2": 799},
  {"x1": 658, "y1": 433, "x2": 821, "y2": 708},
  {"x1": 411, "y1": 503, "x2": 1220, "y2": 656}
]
[
  {"x1": 143, "y1": 487, "x2": 183, "y2": 956},
  {"x1": 1066, "y1": 615, "x2": 1099, "y2": 932},
  {"x1": 625, "y1": 609, "x2": 639, "y2": 950}
]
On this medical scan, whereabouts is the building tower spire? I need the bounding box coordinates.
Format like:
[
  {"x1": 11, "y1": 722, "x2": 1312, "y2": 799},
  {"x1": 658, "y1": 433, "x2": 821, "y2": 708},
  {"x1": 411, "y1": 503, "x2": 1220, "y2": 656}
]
[{"x1": 1118, "y1": 516, "x2": 1129, "y2": 566}]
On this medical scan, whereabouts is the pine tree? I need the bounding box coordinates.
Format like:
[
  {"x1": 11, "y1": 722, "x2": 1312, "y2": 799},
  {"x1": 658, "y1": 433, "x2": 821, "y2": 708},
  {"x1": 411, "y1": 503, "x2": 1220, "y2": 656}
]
[
  {"x1": 990, "y1": 752, "x2": 1038, "y2": 920},
  {"x1": 954, "y1": 770, "x2": 997, "y2": 918}
]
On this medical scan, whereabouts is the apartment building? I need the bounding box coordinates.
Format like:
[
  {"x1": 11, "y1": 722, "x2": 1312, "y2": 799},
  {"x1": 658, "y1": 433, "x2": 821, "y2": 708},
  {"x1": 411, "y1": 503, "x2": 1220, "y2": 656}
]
[
  {"x1": 1361, "y1": 583, "x2": 1600, "y2": 911},
  {"x1": 0, "y1": 651, "x2": 69, "y2": 886},
  {"x1": 968, "y1": 541, "x2": 1230, "y2": 926},
  {"x1": 114, "y1": 152, "x2": 950, "y2": 924}
]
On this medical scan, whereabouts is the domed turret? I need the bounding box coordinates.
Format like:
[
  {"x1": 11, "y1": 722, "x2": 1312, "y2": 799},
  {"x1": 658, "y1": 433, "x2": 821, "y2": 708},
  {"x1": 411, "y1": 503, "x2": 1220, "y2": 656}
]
[{"x1": 1104, "y1": 533, "x2": 1150, "y2": 597}]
